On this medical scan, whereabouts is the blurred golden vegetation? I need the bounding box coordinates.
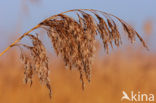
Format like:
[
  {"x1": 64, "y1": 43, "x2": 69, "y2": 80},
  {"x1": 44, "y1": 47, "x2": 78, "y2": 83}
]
[
  {"x1": 143, "y1": 19, "x2": 153, "y2": 36},
  {"x1": 0, "y1": 47, "x2": 156, "y2": 103}
]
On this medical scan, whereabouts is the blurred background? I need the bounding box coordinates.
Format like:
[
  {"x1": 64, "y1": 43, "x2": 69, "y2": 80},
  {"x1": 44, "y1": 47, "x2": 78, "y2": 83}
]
[{"x1": 0, "y1": 0, "x2": 156, "y2": 103}]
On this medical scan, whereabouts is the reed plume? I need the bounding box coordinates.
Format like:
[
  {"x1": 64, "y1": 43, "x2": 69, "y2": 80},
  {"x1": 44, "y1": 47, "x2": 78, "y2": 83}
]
[{"x1": 0, "y1": 9, "x2": 148, "y2": 98}]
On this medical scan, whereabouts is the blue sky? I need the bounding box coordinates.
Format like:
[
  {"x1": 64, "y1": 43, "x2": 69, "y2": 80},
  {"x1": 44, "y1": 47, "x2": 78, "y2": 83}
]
[{"x1": 0, "y1": 0, "x2": 156, "y2": 52}]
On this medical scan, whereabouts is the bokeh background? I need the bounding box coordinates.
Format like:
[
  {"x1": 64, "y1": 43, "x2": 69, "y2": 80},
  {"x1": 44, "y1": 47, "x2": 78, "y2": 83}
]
[{"x1": 0, "y1": 0, "x2": 156, "y2": 103}]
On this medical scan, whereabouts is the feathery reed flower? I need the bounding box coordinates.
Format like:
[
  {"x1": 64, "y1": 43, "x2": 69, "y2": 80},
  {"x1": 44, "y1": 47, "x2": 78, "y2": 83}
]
[{"x1": 0, "y1": 9, "x2": 148, "y2": 98}]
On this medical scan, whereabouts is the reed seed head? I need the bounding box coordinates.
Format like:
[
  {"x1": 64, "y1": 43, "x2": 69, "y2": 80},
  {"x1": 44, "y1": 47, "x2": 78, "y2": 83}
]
[{"x1": 6, "y1": 9, "x2": 148, "y2": 98}]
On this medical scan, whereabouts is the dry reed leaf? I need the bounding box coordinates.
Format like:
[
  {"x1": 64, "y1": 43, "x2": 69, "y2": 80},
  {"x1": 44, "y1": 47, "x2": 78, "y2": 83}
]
[{"x1": 0, "y1": 9, "x2": 148, "y2": 98}]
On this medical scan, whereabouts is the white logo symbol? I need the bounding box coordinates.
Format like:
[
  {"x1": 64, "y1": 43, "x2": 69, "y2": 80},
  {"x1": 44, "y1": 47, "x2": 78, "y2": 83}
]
[
  {"x1": 121, "y1": 91, "x2": 155, "y2": 102},
  {"x1": 121, "y1": 91, "x2": 130, "y2": 101}
]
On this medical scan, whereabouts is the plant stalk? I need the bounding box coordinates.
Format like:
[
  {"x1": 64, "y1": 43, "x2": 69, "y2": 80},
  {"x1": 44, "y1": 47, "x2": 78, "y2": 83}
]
[{"x1": 0, "y1": 24, "x2": 41, "y2": 57}]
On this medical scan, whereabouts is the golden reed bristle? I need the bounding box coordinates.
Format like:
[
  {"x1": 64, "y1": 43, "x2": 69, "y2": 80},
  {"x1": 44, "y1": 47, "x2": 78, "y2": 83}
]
[{"x1": 0, "y1": 9, "x2": 148, "y2": 98}]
